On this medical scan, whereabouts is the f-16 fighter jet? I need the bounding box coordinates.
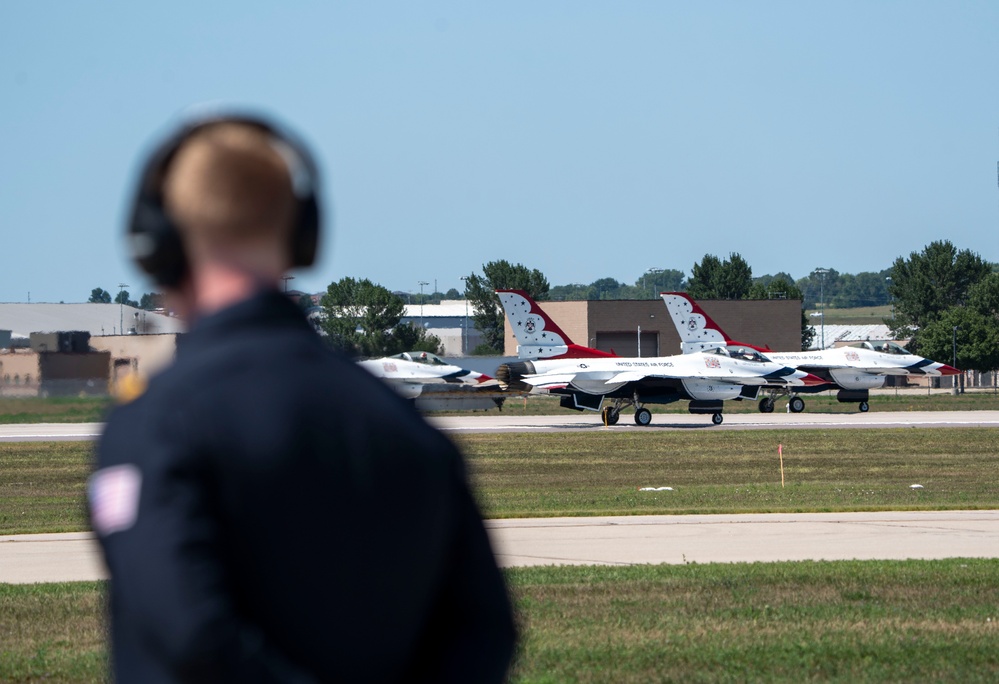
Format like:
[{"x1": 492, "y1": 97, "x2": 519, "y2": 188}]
[
  {"x1": 661, "y1": 292, "x2": 961, "y2": 413},
  {"x1": 359, "y1": 351, "x2": 502, "y2": 411},
  {"x1": 495, "y1": 290, "x2": 822, "y2": 426}
]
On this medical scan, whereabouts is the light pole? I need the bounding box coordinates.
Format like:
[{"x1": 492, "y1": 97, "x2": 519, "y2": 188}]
[
  {"x1": 814, "y1": 269, "x2": 829, "y2": 349},
  {"x1": 118, "y1": 283, "x2": 128, "y2": 335},
  {"x1": 282, "y1": 275, "x2": 295, "y2": 293},
  {"x1": 418, "y1": 281, "x2": 429, "y2": 329},
  {"x1": 953, "y1": 325, "x2": 960, "y2": 395},
  {"x1": 643, "y1": 268, "x2": 658, "y2": 298},
  {"x1": 459, "y1": 276, "x2": 469, "y2": 354},
  {"x1": 885, "y1": 276, "x2": 894, "y2": 321}
]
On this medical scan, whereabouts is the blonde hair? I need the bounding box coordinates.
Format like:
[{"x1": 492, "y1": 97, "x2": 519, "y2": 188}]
[{"x1": 162, "y1": 122, "x2": 296, "y2": 255}]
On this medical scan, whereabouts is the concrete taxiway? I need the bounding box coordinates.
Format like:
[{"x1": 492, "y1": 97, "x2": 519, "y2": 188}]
[
  {"x1": 3, "y1": 510, "x2": 998, "y2": 583},
  {"x1": 3, "y1": 411, "x2": 999, "y2": 442},
  {"x1": 486, "y1": 510, "x2": 999, "y2": 567},
  {"x1": 427, "y1": 410, "x2": 999, "y2": 433}
]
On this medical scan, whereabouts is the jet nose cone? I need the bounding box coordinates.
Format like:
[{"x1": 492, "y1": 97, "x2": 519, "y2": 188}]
[
  {"x1": 937, "y1": 363, "x2": 961, "y2": 376},
  {"x1": 800, "y1": 372, "x2": 826, "y2": 386}
]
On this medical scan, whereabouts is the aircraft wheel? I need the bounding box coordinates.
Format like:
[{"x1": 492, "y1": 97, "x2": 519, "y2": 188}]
[
  {"x1": 859, "y1": 401, "x2": 870, "y2": 413},
  {"x1": 759, "y1": 398, "x2": 775, "y2": 413},
  {"x1": 634, "y1": 407, "x2": 653, "y2": 426},
  {"x1": 602, "y1": 407, "x2": 620, "y2": 425},
  {"x1": 789, "y1": 396, "x2": 806, "y2": 413},
  {"x1": 711, "y1": 413, "x2": 724, "y2": 425}
]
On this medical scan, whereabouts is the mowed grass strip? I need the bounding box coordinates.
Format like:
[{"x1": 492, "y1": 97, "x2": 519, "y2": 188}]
[
  {"x1": 0, "y1": 582, "x2": 108, "y2": 683},
  {"x1": 4, "y1": 428, "x2": 999, "y2": 533},
  {"x1": 0, "y1": 397, "x2": 112, "y2": 424},
  {"x1": 457, "y1": 428, "x2": 999, "y2": 518},
  {"x1": 506, "y1": 559, "x2": 999, "y2": 683},
  {"x1": 3, "y1": 560, "x2": 997, "y2": 684},
  {"x1": 0, "y1": 442, "x2": 93, "y2": 535}
]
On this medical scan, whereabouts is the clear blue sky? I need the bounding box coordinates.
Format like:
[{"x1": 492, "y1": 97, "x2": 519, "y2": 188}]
[{"x1": 2, "y1": 1, "x2": 997, "y2": 303}]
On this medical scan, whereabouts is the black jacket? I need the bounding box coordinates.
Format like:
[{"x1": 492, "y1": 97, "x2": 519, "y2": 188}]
[{"x1": 91, "y1": 289, "x2": 516, "y2": 683}]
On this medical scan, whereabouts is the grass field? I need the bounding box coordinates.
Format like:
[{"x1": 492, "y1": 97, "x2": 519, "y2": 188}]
[
  {"x1": 3, "y1": 428, "x2": 999, "y2": 534},
  {"x1": 806, "y1": 304, "x2": 894, "y2": 325},
  {"x1": 458, "y1": 428, "x2": 999, "y2": 519},
  {"x1": 3, "y1": 426, "x2": 998, "y2": 682},
  {"x1": 0, "y1": 397, "x2": 113, "y2": 424},
  {"x1": 4, "y1": 560, "x2": 998, "y2": 683}
]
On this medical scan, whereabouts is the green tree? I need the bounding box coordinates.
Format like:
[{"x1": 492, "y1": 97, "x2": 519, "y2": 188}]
[
  {"x1": 319, "y1": 277, "x2": 442, "y2": 358},
  {"x1": 89, "y1": 287, "x2": 112, "y2": 304},
  {"x1": 917, "y1": 273, "x2": 999, "y2": 377},
  {"x1": 887, "y1": 241, "x2": 991, "y2": 352},
  {"x1": 688, "y1": 253, "x2": 752, "y2": 299},
  {"x1": 138, "y1": 292, "x2": 163, "y2": 310},
  {"x1": 832, "y1": 271, "x2": 891, "y2": 308},
  {"x1": 113, "y1": 290, "x2": 139, "y2": 307},
  {"x1": 464, "y1": 260, "x2": 549, "y2": 353},
  {"x1": 796, "y1": 268, "x2": 841, "y2": 309},
  {"x1": 747, "y1": 276, "x2": 815, "y2": 351},
  {"x1": 917, "y1": 307, "x2": 999, "y2": 376}
]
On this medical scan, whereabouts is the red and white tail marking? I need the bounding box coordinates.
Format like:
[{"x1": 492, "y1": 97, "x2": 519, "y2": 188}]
[
  {"x1": 496, "y1": 290, "x2": 616, "y2": 360},
  {"x1": 661, "y1": 292, "x2": 769, "y2": 354}
]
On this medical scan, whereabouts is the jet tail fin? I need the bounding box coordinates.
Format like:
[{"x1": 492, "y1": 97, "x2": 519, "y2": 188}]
[
  {"x1": 661, "y1": 292, "x2": 772, "y2": 354},
  {"x1": 496, "y1": 289, "x2": 616, "y2": 360}
]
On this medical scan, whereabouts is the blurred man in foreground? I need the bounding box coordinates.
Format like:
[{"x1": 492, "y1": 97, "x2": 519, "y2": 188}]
[{"x1": 88, "y1": 111, "x2": 516, "y2": 682}]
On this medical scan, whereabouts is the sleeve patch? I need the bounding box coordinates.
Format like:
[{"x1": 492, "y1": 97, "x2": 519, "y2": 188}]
[{"x1": 88, "y1": 464, "x2": 143, "y2": 536}]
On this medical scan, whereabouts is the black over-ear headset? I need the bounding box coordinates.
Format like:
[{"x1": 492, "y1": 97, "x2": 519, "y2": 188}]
[{"x1": 127, "y1": 111, "x2": 322, "y2": 288}]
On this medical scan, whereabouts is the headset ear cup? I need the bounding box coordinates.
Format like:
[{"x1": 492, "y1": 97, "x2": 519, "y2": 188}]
[
  {"x1": 129, "y1": 195, "x2": 188, "y2": 288},
  {"x1": 291, "y1": 194, "x2": 320, "y2": 267}
]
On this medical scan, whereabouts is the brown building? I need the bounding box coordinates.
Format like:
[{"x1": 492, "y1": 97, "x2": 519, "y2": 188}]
[{"x1": 504, "y1": 298, "x2": 803, "y2": 357}]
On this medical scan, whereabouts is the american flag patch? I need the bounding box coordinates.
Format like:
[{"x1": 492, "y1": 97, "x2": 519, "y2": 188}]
[{"x1": 88, "y1": 464, "x2": 142, "y2": 537}]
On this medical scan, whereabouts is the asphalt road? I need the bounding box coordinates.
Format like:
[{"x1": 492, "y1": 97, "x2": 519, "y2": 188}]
[{"x1": 2, "y1": 414, "x2": 998, "y2": 583}]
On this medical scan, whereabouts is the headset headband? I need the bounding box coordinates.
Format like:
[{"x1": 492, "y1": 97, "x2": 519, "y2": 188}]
[{"x1": 127, "y1": 111, "x2": 322, "y2": 288}]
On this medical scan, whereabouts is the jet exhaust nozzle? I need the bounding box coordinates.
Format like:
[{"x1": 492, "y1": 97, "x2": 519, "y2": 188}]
[{"x1": 495, "y1": 360, "x2": 537, "y2": 392}]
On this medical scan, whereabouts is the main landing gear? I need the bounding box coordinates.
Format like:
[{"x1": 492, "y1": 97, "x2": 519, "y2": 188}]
[
  {"x1": 758, "y1": 391, "x2": 805, "y2": 413},
  {"x1": 600, "y1": 395, "x2": 724, "y2": 427},
  {"x1": 601, "y1": 395, "x2": 654, "y2": 427}
]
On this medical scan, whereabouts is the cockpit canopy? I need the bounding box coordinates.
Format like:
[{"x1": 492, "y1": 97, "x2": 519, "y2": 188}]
[
  {"x1": 704, "y1": 345, "x2": 769, "y2": 363},
  {"x1": 852, "y1": 341, "x2": 910, "y2": 355},
  {"x1": 392, "y1": 351, "x2": 448, "y2": 365}
]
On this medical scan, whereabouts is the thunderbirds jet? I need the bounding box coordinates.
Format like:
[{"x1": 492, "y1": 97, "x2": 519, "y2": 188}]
[
  {"x1": 495, "y1": 290, "x2": 823, "y2": 426},
  {"x1": 358, "y1": 351, "x2": 502, "y2": 411},
  {"x1": 661, "y1": 292, "x2": 961, "y2": 413}
]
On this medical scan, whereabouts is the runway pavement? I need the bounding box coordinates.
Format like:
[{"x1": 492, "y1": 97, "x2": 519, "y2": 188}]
[
  {"x1": 485, "y1": 510, "x2": 999, "y2": 567},
  {"x1": 4, "y1": 410, "x2": 999, "y2": 442},
  {"x1": 0, "y1": 422, "x2": 104, "y2": 442},
  {"x1": 3, "y1": 510, "x2": 998, "y2": 583},
  {"x1": 427, "y1": 409, "x2": 999, "y2": 433}
]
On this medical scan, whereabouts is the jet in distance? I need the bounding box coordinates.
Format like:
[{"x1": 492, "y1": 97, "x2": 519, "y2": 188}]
[
  {"x1": 358, "y1": 351, "x2": 502, "y2": 412},
  {"x1": 495, "y1": 290, "x2": 823, "y2": 426},
  {"x1": 660, "y1": 291, "x2": 961, "y2": 413}
]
